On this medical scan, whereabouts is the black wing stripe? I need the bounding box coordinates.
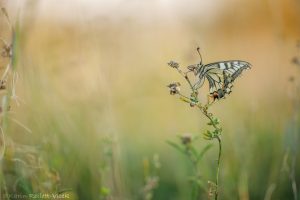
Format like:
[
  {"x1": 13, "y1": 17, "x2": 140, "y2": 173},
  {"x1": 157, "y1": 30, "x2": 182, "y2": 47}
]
[
  {"x1": 198, "y1": 65, "x2": 205, "y2": 76},
  {"x1": 204, "y1": 60, "x2": 251, "y2": 68},
  {"x1": 206, "y1": 75, "x2": 215, "y2": 94},
  {"x1": 208, "y1": 72, "x2": 223, "y2": 83},
  {"x1": 232, "y1": 68, "x2": 244, "y2": 80},
  {"x1": 207, "y1": 74, "x2": 223, "y2": 94},
  {"x1": 231, "y1": 63, "x2": 250, "y2": 80},
  {"x1": 200, "y1": 60, "x2": 251, "y2": 97}
]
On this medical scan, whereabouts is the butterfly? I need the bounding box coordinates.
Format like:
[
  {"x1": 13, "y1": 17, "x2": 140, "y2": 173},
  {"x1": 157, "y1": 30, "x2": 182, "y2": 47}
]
[{"x1": 187, "y1": 48, "x2": 251, "y2": 101}]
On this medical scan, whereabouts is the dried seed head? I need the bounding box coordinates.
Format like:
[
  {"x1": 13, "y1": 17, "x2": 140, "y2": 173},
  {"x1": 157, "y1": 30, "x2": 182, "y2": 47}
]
[
  {"x1": 187, "y1": 64, "x2": 199, "y2": 75},
  {"x1": 297, "y1": 41, "x2": 300, "y2": 49},
  {"x1": 167, "y1": 82, "x2": 181, "y2": 95},
  {"x1": 1, "y1": 44, "x2": 12, "y2": 58},
  {"x1": 0, "y1": 80, "x2": 6, "y2": 90},
  {"x1": 180, "y1": 134, "x2": 192, "y2": 145},
  {"x1": 167, "y1": 61, "x2": 179, "y2": 69},
  {"x1": 291, "y1": 57, "x2": 300, "y2": 66}
]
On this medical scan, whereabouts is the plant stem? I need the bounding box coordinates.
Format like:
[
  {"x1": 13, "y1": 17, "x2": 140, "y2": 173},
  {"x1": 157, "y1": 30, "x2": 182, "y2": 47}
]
[
  {"x1": 196, "y1": 105, "x2": 222, "y2": 200},
  {"x1": 215, "y1": 135, "x2": 222, "y2": 200},
  {"x1": 177, "y1": 69, "x2": 194, "y2": 90},
  {"x1": 191, "y1": 182, "x2": 198, "y2": 200},
  {"x1": 192, "y1": 162, "x2": 200, "y2": 200},
  {"x1": 175, "y1": 67, "x2": 223, "y2": 200}
]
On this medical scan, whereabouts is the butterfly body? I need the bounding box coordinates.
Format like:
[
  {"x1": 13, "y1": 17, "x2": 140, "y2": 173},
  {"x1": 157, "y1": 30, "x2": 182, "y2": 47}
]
[{"x1": 188, "y1": 59, "x2": 251, "y2": 100}]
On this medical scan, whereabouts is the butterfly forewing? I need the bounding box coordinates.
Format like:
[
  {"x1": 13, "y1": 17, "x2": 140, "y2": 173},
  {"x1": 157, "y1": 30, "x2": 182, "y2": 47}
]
[{"x1": 194, "y1": 60, "x2": 251, "y2": 99}]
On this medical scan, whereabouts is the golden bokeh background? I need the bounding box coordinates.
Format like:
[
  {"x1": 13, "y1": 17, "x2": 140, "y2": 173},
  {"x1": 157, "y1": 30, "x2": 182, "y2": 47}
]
[{"x1": 1, "y1": 0, "x2": 300, "y2": 199}]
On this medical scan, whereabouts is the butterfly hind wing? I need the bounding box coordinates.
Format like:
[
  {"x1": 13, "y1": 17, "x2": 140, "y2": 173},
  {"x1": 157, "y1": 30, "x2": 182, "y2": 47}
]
[
  {"x1": 204, "y1": 60, "x2": 251, "y2": 99},
  {"x1": 204, "y1": 64, "x2": 226, "y2": 97}
]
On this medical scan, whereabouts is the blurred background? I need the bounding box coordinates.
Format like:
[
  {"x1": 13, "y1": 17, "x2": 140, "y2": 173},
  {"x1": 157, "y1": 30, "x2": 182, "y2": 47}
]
[{"x1": 0, "y1": 0, "x2": 300, "y2": 199}]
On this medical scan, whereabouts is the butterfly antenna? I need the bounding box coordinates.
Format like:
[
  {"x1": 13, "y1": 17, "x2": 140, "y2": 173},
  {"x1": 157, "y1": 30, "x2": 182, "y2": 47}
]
[{"x1": 197, "y1": 47, "x2": 203, "y2": 65}]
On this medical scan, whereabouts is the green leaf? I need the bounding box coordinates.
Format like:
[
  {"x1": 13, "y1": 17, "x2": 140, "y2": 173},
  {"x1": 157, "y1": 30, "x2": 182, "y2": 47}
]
[
  {"x1": 203, "y1": 136, "x2": 212, "y2": 140},
  {"x1": 203, "y1": 130, "x2": 212, "y2": 138},
  {"x1": 179, "y1": 96, "x2": 190, "y2": 103},
  {"x1": 189, "y1": 145, "x2": 198, "y2": 159},
  {"x1": 197, "y1": 144, "x2": 213, "y2": 162},
  {"x1": 208, "y1": 118, "x2": 220, "y2": 126},
  {"x1": 12, "y1": 20, "x2": 20, "y2": 70},
  {"x1": 195, "y1": 179, "x2": 206, "y2": 190},
  {"x1": 213, "y1": 128, "x2": 222, "y2": 136},
  {"x1": 213, "y1": 118, "x2": 220, "y2": 125},
  {"x1": 100, "y1": 187, "x2": 110, "y2": 196},
  {"x1": 218, "y1": 128, "x2": 222, "y2": 134},
  {"x1": 187, "y1": 177, "x2": 206, "y2": 191},
  {"x1": 166, "y1": 140, "x2": 186, "y2": 155},
  {"x1": 187, "y1": 176, "x2": 199, "y2": 183}
]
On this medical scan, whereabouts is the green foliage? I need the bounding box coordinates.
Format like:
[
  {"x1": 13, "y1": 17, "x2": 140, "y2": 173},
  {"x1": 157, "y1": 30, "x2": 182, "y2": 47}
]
[
  {"x1": 100, "y1": 186, "x2": 110, "y2": 198},
  {"x1": 141, "y1": 155, "x2": 160, "y2": 200},
  {"x1": 167, "y1": 135, "x2": 213, "y2": 199},
  {"x1": 167, "y1": 53, "x2": 227, "y2": 200},
  {"x1": 167, "y1": 136, "x2": 212, "y2": 166},
  {"x1": 1, "y1": 5, "x2": 299, "y2": 200}
]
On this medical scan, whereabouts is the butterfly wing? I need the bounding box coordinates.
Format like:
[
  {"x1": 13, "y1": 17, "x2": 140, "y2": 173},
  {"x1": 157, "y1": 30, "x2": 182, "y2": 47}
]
[
  {"x1": 197, "y1": 60, "x2": 251, "y2": 98},
  {"x1": 205, "y1": 67, "x2": 225, "y2": 94},
  {"x1": 221, "y1": 60, "x2": 251, "y2": 81}
]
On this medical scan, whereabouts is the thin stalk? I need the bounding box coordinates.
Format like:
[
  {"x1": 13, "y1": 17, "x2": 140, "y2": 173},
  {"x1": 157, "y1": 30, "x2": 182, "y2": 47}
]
[
  {"x1": 199, "y1": 108, "x2": 218, "y2": 130},
  {"x1": 191, "y1": 181, "x2": 198, "y2": 200},
  {"x1": 215, "y1": 136, "x2": 222, "y2": 200},
  {"x1": 196, "y1": 105, "x2": 222, "y2": 200},
  {"x1": 173, "y1": 62, "x2": 223, "y2": 200},
  {"x1": 177, "y1": 69, "x2": 194, "y2": 90},
  {"x1": 190, "y1": 157, "x2": 200, "y2": 200}
]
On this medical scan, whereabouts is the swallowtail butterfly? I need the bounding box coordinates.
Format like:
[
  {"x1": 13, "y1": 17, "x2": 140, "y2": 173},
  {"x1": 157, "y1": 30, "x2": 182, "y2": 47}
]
[{"x1": 188, "y1": 48, "x2": 251, "y2": 100}]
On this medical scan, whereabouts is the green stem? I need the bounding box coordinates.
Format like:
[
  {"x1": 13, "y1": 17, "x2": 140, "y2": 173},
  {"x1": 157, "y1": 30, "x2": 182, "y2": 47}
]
[
  {"x1": 175, "y1": 67, "x2": 223, "y2": 200},
  {"x1": 196, "y1": 105, "x2": 222, "y2": 200},
  {"x1": 191, "y1": 182, "x2": 197, "y2": 200},
  {"x1": 200, "y1": 107, "x2": 222, "y2": 199},
  {"x1": 215, "y1": 136, "x2": 222, "y2": 200},
  {"x1": 192, "y1": 162, "x2": 200, "y2": 200}
]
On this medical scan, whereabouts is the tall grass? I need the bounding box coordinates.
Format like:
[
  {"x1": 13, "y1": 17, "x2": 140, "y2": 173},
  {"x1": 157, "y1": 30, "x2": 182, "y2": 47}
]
[{"x1": 0, "y1": 1, "x2": 299, "y2": 200}]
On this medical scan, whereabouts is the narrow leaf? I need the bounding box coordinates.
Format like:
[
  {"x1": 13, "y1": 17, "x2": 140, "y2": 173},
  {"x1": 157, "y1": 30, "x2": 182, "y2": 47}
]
[
  {"x1": 166, "y1": 140, "x2": 186, "y2": 155},
  {"x1": 1, "y1": 8, "x2": 9, "y2": 21},
  {"x1": 189, "y1": 145, "x2": 198, "y2": 159},
  {"x1": 197, "y1": 143, "x2": 213, "y2": 162},
  {"x1": 180, "y1": 96, "x2": 190, "y2": 103},
  {"x1": 203, "y1": 130, "x2": 212, "y2": 137}
]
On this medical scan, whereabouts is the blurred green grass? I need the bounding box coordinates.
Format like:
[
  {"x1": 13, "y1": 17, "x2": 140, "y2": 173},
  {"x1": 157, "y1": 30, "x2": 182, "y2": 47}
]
[{"x1": 1, "y1": 0, "x2": 300, "y2": 199}]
